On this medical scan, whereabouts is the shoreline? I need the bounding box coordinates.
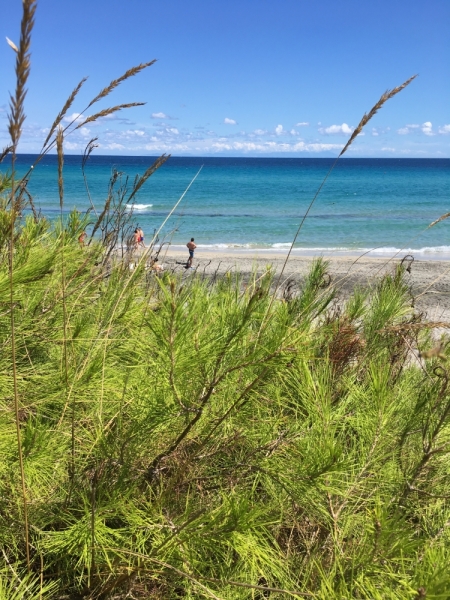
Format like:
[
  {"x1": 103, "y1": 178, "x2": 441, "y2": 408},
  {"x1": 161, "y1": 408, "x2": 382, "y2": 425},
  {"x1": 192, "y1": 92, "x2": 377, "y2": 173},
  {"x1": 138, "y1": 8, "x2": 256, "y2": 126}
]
[{"x1": 157, "y1": 245, "x2": 450, "y2": 262}]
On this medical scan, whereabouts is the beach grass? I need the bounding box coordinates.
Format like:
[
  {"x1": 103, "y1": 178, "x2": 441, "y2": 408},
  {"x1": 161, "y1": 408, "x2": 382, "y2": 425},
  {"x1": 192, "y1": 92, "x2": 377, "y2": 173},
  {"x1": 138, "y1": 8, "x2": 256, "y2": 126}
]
[
  {"x1": 2, "y1": 2, "x2": 450, "y2": 599},
  {"x1": 1, "y1": 213, "x2": 450, "y2": 597}
]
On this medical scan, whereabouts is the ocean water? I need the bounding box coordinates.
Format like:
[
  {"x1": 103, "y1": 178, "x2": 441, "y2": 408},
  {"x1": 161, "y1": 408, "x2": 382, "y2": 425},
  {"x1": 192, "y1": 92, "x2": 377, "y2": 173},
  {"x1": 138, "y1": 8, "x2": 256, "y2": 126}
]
[{"x1": 7, "y1": 154, "x2": 450, "y2": 259}]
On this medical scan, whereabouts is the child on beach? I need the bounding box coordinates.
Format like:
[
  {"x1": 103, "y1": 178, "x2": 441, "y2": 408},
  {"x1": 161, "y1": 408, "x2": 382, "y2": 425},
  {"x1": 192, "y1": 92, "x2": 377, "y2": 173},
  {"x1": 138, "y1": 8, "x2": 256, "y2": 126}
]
[
  {"x1": 149, "y1": 257, "x2": 163, "y2": 273},
  {"x1": 78, "y1": 231, "x2": 87, "y2": 247},
  {"x1": 186, "y1": 238, "x2": 196, "y2": 268}
]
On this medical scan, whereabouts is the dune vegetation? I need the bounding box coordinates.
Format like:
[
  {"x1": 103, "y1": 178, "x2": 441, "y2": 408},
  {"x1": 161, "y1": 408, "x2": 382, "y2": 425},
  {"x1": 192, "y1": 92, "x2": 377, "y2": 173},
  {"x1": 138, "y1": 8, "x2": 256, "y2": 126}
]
[{"x1": 2, "y1": 1, "x2": 450, "y2": 598}]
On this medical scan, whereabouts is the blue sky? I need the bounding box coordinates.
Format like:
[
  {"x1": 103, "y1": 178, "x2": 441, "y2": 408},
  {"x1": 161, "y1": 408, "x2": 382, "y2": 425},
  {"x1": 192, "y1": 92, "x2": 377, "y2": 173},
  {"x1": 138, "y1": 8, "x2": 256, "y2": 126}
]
[{"x1": 1, "y1": 0, "x2": 449, "y2": 157}]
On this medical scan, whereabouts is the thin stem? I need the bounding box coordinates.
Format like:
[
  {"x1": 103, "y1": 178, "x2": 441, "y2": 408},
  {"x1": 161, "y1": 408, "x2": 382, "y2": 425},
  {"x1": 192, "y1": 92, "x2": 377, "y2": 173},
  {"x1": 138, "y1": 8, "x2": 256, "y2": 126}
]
[
  {"x1": 9, "y1": 149, "x2": 31, "y2": 572},
  {"x1": 56, "y1": 129, "x2": 73, "y2": 498}
]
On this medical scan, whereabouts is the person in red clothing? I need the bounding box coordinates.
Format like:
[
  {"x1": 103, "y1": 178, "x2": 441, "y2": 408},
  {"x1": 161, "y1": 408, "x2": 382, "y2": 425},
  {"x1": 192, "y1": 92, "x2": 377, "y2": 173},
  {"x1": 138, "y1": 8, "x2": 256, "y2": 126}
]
[{"x1": 78, "y1": 231, "x2": 87, "y2": 247}]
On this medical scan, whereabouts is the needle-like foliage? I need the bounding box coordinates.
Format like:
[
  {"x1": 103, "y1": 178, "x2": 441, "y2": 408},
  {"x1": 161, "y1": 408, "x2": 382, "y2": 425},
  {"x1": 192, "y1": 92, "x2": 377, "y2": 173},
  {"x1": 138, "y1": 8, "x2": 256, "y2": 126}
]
[{"x1": 2, "y1": 3, "x2": 449, "y2": 600}]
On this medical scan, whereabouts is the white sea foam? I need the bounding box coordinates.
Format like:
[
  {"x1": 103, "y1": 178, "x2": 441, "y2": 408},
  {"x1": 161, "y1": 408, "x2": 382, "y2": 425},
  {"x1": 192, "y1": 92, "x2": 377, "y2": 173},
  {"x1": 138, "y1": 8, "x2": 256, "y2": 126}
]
[
  {"x1": 198, "y1": 243, "x2": 254, "y2": 249},
  {"x1": 125, "y1": 203, "x2": 153, "y2": 211},
  {"x1": 157, "y1": 243, "x2": 450, "y2": 260},
  {"x1": 132, "y1": 203, "x2": 153, "y2": 210}
]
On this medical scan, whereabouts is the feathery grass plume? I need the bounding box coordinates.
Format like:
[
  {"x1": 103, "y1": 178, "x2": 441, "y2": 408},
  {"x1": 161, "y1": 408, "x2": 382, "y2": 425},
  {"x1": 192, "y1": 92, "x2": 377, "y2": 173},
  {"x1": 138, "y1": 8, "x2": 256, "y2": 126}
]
[
  {"x1": 56, "y1": 127, "x2": 70, "y2": 445},
  {"x1": 20, "y1": 185, "x2": 40, "y2": 223},
  {"x1": 86, "y1": 60, "x2": 156, "y2": 108},
  {"x1": 42, "y1": 77, "x2": 88, "y2": 149},
  {"x1": 265, "y1": 74, "x2": 418, "y2": 325},
  {"x1": 7, "y1": 0, "x2": 37, "y2": 148},
  {"x1": 74, "y1": 102, "x2": 145, "y2": 129},
  {"x1": 126, "y1": 153, "x2": 171, "y2": 204},
  {"x1": 81, "y1": 138, "x2": 99, "y2": 217},
  {"x1": 0, "y1": 146, "x2": 13, "y2": 164},
  {"x1": 6, "y1": 0, "x2": 37, "y2": 574},
  {"x1": 339, "y1": 74, "x2": 417, "y2": 157},
  {"x1": 427, "y1": 212, "x2": 450, "y2": 229},
  {"x1": 88, "y1": 169, "x2": 121, "y2": 242},
  {"x1": 5, "y1": 36, "x2": 19, "y2": 52},
  {"x1": 82, "y1": 137, "x2": 99, "y2": 170}
]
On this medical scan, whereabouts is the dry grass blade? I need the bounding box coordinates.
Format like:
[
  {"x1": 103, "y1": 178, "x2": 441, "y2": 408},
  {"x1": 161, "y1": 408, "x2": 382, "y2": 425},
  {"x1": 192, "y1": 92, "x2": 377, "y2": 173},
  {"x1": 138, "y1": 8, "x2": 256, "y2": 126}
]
[
  {"x1": 6, "y1": 36, "x2": 19, "y2": 52},
  {"x1": 383, "y1": 322, "x2": 450, "y2": 333},
  {"x1": 82, "y1": 138, "x2": 99, "y2": 216},
  {"x1": 259, "y1": 75, "x2": 418, "y2": 343},
  {"x1": 82, "y1": 137, "x2": 99, "y2": 170},
  {"x1": 7, "y1": 0, "x2": 37, "y2": 147},
  {"x1": 74, "y1": 103, "x2": 145, "y2": 129},
  {"x1": 21, "y1": 185, "x2": 39, "y2": 223},
  {"x1": 90, "y1": 199, "x2": 112, "y2": 240},
  {"x1": 87, "y1": 60, "x2": 156, "y2": 108},
  {"x1": 427, "y1": 212, "x2": 450, "y2": 229},
  {"x1": 0, "y1": 146, "x2": 13, "y2": 164},
  {"x1": 56, "y1": 127, "x2": 64, "y2": 209},
  {"x1": 7, "y1": 1, "x2": 36, "y2": 574},
  {"x1": 127, "y1": 154, "x2": 170, "y2": 204},
  {"x1": 43, "y1": 77, "x2": 88, "y2": 148},
  {"x1": 339, "y1": 74, "x2": 417, "y2": 157}
]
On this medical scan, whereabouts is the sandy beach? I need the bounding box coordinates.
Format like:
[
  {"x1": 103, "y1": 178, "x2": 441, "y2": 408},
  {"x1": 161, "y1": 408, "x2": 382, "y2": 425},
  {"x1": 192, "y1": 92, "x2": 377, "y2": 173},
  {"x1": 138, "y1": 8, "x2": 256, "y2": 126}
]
[{"x1": 144, "y1": 248, "x2": 450, "y2": 324}]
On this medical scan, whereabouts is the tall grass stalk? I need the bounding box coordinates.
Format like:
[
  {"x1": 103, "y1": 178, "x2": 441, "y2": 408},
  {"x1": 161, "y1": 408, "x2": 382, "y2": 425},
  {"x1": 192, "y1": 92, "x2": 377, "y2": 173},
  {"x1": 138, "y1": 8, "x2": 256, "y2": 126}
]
[
  {"x1": 6, "y1": 0, "x2": 37, "y2": 572},
  {"x1": 271, "y1": 75, "x2": 417, "y2": 302}
]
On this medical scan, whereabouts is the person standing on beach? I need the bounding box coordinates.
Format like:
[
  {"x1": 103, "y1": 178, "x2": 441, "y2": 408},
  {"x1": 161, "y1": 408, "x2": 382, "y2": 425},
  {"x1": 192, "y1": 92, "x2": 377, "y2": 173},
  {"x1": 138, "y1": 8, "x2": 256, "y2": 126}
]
[
  {"x1": 134, "y1": 228, "x2": 140, "y2": 249},
  {"x1": 138, "y1": 227, "x2": 145, "y2": 247},
  {"x1": 187, "y1": 238, "x2": 197, "y2": 268}
]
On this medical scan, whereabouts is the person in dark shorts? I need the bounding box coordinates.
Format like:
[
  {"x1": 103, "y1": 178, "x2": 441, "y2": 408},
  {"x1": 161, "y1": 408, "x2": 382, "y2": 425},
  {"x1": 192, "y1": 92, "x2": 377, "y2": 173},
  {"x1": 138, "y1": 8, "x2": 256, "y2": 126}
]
[{"x1": 186, "y1": 238, "x2": 197, "y2": 268}]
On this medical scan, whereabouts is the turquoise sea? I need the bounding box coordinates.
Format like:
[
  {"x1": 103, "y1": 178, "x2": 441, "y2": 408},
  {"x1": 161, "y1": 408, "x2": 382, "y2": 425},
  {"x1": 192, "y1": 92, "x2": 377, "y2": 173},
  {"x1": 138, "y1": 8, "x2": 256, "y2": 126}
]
[{"x1": 8, "y1": 155, "x2": 450, "y2": 259}]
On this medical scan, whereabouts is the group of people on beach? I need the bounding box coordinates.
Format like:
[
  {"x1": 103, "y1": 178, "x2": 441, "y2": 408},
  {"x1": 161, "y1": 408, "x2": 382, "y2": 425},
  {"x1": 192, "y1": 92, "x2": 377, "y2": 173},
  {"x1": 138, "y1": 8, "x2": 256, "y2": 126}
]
[
  {"x1": 134, "y1": 227, "x2": 145, "y2": 248},
  {"x1": 79, "y1": 224, "x2": 197, "y2": 272},
  {"x1": 132, "y1": 226, "x2": 197, "y2": 271}
]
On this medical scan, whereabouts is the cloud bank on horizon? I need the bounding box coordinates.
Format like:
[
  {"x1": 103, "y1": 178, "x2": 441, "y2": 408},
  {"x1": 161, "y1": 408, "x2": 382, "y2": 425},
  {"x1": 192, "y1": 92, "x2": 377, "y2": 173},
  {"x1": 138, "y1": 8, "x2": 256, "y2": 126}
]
[{"x1": 5, "y1": 111, "x2": 450, "y2": 156}]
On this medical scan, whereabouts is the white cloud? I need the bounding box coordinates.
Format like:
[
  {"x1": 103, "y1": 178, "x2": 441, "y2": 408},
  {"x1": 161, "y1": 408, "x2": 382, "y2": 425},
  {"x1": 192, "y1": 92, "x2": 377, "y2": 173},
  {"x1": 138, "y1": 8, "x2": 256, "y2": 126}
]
[
  {"x1": 381, "y1": 147, "x2": 396, "y2": 152},
  {"x1": 79, "y1": 127, "x2": 91, "y2": 138},
  {"x1": 102, "y1": 142, "x2": 125, "y2": 150},
  {"x1": 275, "y1": 124, "x2": 284, "y2": 135},
  {"x1": 421, "y1": 121, "x2": 433, "y2": 136},
  {"x1": 398, "y1": 122, "x2": 435, "y2": 136},
  {"x1": 372, "y1": 126, "x2": 390, "y2": 137},
  {"x1": 151, "y1": 112, "x2": 169, "y2": 119},
  {"x1": 253, "y1": 129, "x2": 266, "y2": 135},
  {"x1": 63, "y1": 112, "x2": 85, "y2": 124},
  {"x1": 211, "y1": 140, "x2": 341, "y2": 154},
  {"x1": 439, "y1": 124, "x2": 450, "y2": 134},
  {"x1": 295, "y1": 122, "x2": 309, "y2": 126},
  {"x1": 65, "y1": 141, "x2": 81, "y2": 150},
  {"x1": 319, "y1": 123, "x2": 353, "y2": 135},
  {"x1": 118, "y1": 129, "x2": 146, "y2": 138},
  {"x1": 224, "y1": 118, "x2": 237, "y2": 125}
]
